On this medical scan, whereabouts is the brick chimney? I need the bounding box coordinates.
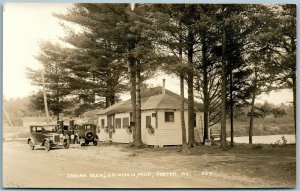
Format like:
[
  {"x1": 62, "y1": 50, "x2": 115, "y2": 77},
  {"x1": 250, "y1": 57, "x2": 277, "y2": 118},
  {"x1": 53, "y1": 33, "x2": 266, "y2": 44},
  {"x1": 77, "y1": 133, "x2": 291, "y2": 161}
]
[{"x1": 162, "y1": 79, "x2": 166, "y2": 94}]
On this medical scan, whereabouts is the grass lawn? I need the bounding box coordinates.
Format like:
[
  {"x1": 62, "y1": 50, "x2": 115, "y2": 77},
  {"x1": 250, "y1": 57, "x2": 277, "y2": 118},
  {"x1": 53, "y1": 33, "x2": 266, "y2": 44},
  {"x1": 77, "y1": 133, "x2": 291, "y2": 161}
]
[
  {"x1": 126, "y1": 142, "x2": 296, "y2": 188},
  {"x1": 211, "y1": 117, "x2": 295, "y2": 137}
]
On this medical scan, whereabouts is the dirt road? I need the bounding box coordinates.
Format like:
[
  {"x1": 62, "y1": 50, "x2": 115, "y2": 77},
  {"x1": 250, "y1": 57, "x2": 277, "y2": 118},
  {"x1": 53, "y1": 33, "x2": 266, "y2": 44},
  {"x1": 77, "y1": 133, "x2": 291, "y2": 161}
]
[{"x1": 2, "y1": 141, "x2": 295, "y2": 188}]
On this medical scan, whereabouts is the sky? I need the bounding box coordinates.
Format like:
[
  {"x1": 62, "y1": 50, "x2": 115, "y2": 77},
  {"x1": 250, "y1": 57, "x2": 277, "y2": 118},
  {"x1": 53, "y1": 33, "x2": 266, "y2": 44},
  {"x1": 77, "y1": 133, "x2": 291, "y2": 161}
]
[
  {"x1": 3, "y1": 3, "x2": 294, "y2": 105},
  {"x1": 3, "y1": 3, "x2": 72, "y2": 99}
]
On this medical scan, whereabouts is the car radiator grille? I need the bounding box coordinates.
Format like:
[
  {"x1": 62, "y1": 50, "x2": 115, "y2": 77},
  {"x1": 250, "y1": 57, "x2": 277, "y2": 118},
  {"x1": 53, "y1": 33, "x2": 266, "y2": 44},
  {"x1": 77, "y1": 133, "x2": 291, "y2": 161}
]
[{"x1": 54, "y1": 135, "x2": 60, "y2": 142}]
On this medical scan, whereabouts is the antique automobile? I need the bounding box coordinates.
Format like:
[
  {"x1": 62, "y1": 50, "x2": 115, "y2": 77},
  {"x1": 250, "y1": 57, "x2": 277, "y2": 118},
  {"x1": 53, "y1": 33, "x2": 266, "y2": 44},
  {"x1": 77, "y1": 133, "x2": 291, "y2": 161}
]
[
  {"x1": 73, "y1": 123, "x2": 99, "y2": 146},
  {"x1": 27, "y1": 125, "x2": 70, "y2": 151},
  {"x1": 57, "y1": 120, "x2": 76, "y2": 144}
]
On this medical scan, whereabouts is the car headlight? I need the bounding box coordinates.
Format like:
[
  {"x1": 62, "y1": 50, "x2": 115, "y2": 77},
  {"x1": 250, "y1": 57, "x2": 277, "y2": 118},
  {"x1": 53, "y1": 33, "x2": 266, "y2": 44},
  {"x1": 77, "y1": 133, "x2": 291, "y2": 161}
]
[{"x1": 71, "y1": 135, "x2": 75, "y2": 139}]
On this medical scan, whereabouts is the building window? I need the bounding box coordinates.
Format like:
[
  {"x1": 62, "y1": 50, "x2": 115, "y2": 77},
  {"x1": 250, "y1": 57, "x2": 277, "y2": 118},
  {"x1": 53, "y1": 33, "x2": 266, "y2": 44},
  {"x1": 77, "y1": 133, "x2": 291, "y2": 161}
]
[
  {"x1": 36, "y1": 127, "x2": 42, "y2": 132},
  {"x1": 101, "y1": 119, "x2": 105, "y2": 128},
  {"x1": 115, "y1": 118, "x2": 121, "y2": 129},
  {"x1": 146, "y1": 116, "x2": 151, "y2": 128},
  {"x1": 165, "y1": 112, "x2": 174, "y2": 122},
  {"x1": 123, "y1": 117, "x2": 129, "y2": 129}
]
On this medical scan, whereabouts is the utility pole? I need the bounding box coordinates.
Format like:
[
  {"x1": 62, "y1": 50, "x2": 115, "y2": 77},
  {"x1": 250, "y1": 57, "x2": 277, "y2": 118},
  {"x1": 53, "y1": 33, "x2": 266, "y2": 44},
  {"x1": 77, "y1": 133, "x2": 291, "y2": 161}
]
[
  {"x1": 42, "y1": 71, "x2": 50, "y2": 124},
  {"x1": 3, "y1": 106, "x2": 17, "y2": 139},
  {"x1": 130, "y1": 3, "x2": 135, "y2": 11}
]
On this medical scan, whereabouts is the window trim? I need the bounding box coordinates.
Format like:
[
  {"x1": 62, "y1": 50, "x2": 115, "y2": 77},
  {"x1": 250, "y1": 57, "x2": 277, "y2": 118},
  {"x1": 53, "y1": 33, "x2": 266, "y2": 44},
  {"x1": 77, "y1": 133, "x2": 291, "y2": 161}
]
[
  {"x1": 146, "y1": 115, "x2": 151, "y2": 128},
  {"x1": 165, "y1": 112, "x2": 175, "y2": 122},
  {"x1": 115, "y1": 118, "x2": 122, "y2": 129},
  {"x1": 122, "y1": 117, "x2": 129, "y2": 129}
]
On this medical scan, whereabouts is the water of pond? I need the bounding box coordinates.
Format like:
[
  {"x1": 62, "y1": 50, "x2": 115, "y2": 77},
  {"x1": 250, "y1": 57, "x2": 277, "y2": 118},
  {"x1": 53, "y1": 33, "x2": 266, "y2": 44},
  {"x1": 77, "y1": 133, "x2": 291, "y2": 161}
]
[{"x1": 226, "y1": 134, "x2": 296, "y2": 144}]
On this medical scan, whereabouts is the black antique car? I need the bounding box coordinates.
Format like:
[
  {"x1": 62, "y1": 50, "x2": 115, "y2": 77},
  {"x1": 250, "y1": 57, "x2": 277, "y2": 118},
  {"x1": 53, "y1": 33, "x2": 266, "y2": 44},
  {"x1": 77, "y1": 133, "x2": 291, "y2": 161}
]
[
  {"x1": 73, "y1": 123, "x2": 99, "y2": 146},
  {"x1": 27, "y1": 125, "x2": 70, "y2": 151},
  {"x1": 57, "y1": 120, "x2": 75, "y2": 144}
]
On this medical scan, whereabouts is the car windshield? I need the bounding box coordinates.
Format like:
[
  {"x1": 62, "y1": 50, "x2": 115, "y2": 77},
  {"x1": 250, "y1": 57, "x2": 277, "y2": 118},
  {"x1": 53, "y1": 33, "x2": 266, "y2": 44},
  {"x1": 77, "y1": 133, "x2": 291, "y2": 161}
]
[
  {"x1": 43, "y1": 126, "x2": 56, "y2": 132},
  {"x1": 85, "y1": 125, "x2": 95, "y2": 130}
]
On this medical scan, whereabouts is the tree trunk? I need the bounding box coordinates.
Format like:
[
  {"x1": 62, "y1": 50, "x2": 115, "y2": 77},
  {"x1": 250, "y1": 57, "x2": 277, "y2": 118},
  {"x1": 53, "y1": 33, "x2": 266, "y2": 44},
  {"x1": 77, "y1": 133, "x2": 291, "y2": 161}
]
[
  {"x1": 135, "y1": 63, "x2": 143, "y2": 147},
  {"x1": 56, "y1": 63, "x2": 60, "y2": 123},
  {"x1": 105, "y1": 97, "x2": 110, "y2": 108},
  {"x1": 56, "y1": 89, "x2": 59, "y2": 123},
  {"x1": 110, "y1": 95, "x2": 115, "y2": 106},
  {"x1": 187, "y1": 29, "x2": 195, "y2": 147},
  {"x1": 41, "y1": 71, "x2": 50, "y2": 123},
  {"x1": 129, "y1": 59, "x2": 137, "y2": 143},
  {"x1": 292, "y1": 73, "x2": 296, "y2": 137},
  {"x1": 230, "y1": 70, "x2": 234, "y2": 147},
  {"x1": 179, "y1": 26, "x2": 187, "y2": 152},
  {"x1": 202, "y1": 33, "x2": 209, "y2": 145},
  {"x1": 220, "y1": 29, "x2": 228, "y2": 149},
  {"x1": 187, "y1": 74, "x2": 195, "y2": 147},
  {"x1": 290, "y1": 34, "x2": 296, "y2": 138},
  {"x1": 249, "y1": 90, "x2": 256, "y2": 144},
  {"x1": 180, "y1": 73, "x2": 187, "y2": 152},
  {"x1": 106, "y1": 94, "x2": 115, "y2": 108}
]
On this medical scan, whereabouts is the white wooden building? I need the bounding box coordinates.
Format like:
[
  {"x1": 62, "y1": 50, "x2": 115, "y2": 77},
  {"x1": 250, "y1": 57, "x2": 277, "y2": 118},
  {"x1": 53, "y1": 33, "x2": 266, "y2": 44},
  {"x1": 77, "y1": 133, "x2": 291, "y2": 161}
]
[{"x1": 97, "y1": 86, "x2": 204, "y2": 147}]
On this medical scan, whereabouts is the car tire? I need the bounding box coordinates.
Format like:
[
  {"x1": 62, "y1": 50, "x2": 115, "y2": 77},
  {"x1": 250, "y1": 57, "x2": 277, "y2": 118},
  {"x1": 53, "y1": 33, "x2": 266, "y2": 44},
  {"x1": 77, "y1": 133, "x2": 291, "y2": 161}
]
[
  {"x1": 85, "y1": 140, "x2": 89, "y2": 145},
  {"x1": 85, "y1": 131, "x2": 94, "y2": 141},
  {"x1": 44, "y1": 140, "x2": 51, "y2": 151},
  {"x1": 64, "y1": 140, "x2": 70, "y2": 149},
  {"x1": 29, "y1": 140, "x2": 34, "y2": 150},
  {"x1": 93, "y1": 141, "x2": 98, "y2": 146}
]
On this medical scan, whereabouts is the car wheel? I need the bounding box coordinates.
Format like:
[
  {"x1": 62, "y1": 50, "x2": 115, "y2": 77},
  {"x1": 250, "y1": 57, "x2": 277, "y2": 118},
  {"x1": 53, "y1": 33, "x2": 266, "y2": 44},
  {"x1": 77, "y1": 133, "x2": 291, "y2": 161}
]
[
  {"x1": 44, "y1": 140, "x2": 51, "y2": 151},
  {"x1": 85, "y1": 131, "x2": 94, "y2": 141},
  {"x1": 64, "y1": 140, "x2": 70, "y2": 149},
  {"x1": 29, "y1": 140, "x2": 34, "y2": 150},
  {"x1": 85, "y1": 140, "x2": 89, "y2": 145},
  {"x1": 93, "y1": 141, "x2": 98, "y2": 146}
]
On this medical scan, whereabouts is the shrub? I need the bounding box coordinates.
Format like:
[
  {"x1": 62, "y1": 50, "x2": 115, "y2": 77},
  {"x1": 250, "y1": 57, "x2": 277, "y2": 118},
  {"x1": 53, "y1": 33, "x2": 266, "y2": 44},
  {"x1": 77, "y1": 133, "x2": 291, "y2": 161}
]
[
  {"x1": 252, "y1": 144, "x2": 263, "y2": 150},
  {"x1": 281, "y1": 136, "x2": 287, "y2": 145}
]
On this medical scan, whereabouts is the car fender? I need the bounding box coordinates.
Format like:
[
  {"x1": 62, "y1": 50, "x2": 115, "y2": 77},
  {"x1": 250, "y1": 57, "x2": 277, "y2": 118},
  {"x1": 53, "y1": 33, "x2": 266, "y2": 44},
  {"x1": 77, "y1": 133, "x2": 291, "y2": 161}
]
[
  {"x1": 28, "y1": 137, "x2": 37, "y2": 145},
  {"x1": 28, "y1": 138, "x2": 33, "y2": 144},
  {"x1": 64, "y1": 134, "x2": 69, "y2": 140},
  {"x1": 75, "y1": 134, "x2": 81, "y2": 139},
  {"x1": 42, "y1": 138, "x2": 51, "y2": 146}
]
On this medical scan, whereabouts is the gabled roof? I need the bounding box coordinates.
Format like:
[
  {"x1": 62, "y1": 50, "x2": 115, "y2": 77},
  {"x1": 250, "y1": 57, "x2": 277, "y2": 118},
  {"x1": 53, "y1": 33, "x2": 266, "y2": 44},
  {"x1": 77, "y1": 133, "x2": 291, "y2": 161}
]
[
  {"x1": 97, "y1": 101, "x2": 126, "y2": 115},
  {"x1": 142, "y1": 93, "x2": 190, "y2": 110},
  {"x1": 98, "y1": 87, "x2": 203, "y2": 115}
]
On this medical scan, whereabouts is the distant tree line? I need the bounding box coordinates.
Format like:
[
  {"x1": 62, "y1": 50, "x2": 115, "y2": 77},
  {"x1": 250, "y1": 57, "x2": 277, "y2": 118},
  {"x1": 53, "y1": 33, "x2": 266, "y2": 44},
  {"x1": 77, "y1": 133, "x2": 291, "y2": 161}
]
[
  {"x1": 26, "y1": 4, "x2": 296, "y2": 148},
  {"x1": 3, "y1": 96, "x2": 44, "y2": 126}
]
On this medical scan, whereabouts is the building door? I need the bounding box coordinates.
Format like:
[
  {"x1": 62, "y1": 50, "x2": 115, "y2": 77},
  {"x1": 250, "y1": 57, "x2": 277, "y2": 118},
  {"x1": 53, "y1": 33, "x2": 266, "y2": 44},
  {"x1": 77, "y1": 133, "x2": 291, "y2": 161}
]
[
  {"x1": 146, "y1": 116, "x2": 151, "y2": 128},
  {"x1": 101, "y1": 119, "x2": 105, "y2": 129},
  {"x1": 107, "y1": 115, "x2": 114, "y2": 140}
]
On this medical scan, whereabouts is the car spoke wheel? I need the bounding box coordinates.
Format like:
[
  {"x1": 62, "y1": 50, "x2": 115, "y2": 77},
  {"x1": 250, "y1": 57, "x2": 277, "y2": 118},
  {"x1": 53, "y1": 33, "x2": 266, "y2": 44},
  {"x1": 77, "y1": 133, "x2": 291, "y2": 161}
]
[
  {"x1": 29, "y1": 140, "x2": 34, "y2": 150},
  {"x1": 64, "y1": 140, "x2": 70, "y2": 149},
  {"x1": 44, "y1": 141, "x2": 51, "y2": 151},
  {"x1": 93, "y1": 141, "x2": 98, "y2": 146}
]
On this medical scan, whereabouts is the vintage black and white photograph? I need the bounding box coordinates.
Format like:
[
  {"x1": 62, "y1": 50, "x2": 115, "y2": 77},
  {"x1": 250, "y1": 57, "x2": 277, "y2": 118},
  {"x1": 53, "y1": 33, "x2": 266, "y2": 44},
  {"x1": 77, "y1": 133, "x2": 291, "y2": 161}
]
[{"x1": 2, "y1": 3, "x2": 296, "y2": 188}]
